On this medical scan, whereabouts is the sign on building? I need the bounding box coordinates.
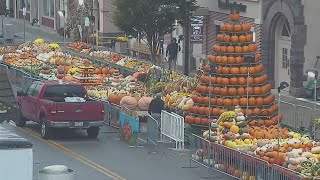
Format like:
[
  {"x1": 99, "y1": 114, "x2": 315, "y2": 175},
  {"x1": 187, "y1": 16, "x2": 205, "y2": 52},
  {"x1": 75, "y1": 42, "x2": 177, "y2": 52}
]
[{"x1": 190, "y1": 16, "x2": 203, "y2": 43}]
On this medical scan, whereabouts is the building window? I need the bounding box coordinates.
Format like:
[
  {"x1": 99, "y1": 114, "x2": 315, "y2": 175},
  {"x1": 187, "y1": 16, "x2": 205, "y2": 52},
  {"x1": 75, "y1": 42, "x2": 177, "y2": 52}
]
[
  {"x1": 43, "y1": 0, "x2": 55, "y2": 18},
  {"x1": 282, "y1": 48, "x2": 289, "y2": 69},
  {"x1": 20, "y1": 0, "x2": 30, "y2": 11}
]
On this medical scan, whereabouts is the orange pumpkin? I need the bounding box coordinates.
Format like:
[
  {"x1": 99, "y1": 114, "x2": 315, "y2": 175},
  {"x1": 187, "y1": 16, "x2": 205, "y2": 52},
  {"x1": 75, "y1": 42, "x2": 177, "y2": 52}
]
[
  {"x1": 227, "y1": 46, "x2": 235, "y2": 53},
  {"x1": 203, "y1": 64, "x2": 210, "y2": 72},
  {"x1": 221, "y1": 78, "x2": 230, "y2": 85},
  {"x1": 212, "y1": 108, "x2": 220, "y2": 116},
  {"x1": 253, "y1": 107, "x2": 261, "y2": 115},
  {"x1": 230, "y1": 35, "x2": 239, "y2": 43},
  {"x1": 234, "y1": 46, "x2": 242, "y2": 53},
  {"x1": 220, "y1": 46, "x2": 227, "y2": 53},
  {"x1": 223, "y1": 99, "x2": 232, "y2": 106},
  {"x1": 221, "y1": 67, "x2": 230, "y2": 74},
  {"x1": 249, "y1": 43, "x2": 258, "y2": 52},
  {"x1": 246, "y1": 34, "x2": 253, "y2": 42},
  {"x1": 240, "y1": 67, "x2": 248, "y2": 74},
  {"x1": 262, "y1": 84, "x2": 272, "y2": 94},
  {"x1": 227, "y1": 56, "x2": 236, "y2": 64},
  {"x1": 208, "y1": 55, "x2": 216, "y2": 62},
  {"x1": 249, "y1": 67, "x2": 257, "y2": 74},
  {"x1": 215, "y1": 56, "x2": 222, "y2": 63},
  {"x1": 263, "y1": 94, "x2": 276, "y2": 105},
  {"x1": 199, "y1": 107, "x2": 205, "y2": 114},
  {"x1": 253, "y1": 87, "x2": 262, "y2": 95},
  {"x1": 237, "y1": 87, "x2": 245, "y2": 96},
  {"x1": 94, "y1": 68, "x2": 102, "y2": 74},
  {"x1": 220, "y1": 87, "x2": 228, "y2": 96},
  {"x1": 217, "y1": 34, "x2": 224, "y2": 41},
  {"x1": 220, "y1": 23, "x2": 226, "y2": 31},
  {"x1": 214, "y1": 87, "x2": 221, "y2": 94},
  {"x1": 246, "y1": 77, "x2": 253, "y2": 85},
  {"x1": 229, "y1": 13, "x2": 240, "y2": 21},
  {"x1": 239, "y1": 35, "x2": 246, "y2": 42},
  {"x1": 224, "y1": 35, "x2": 231, "y2": 42},
  {"x1": 195, "y1": 117, "x2": 201, "y2": 124},
  {"x1": 216, "y1": 98, "x2": 224, "y2": 105},
  {"x1": 216, "y1": 77, "x2": 222, "y2": 84},
  {"x1": 241, "y1": 23, "x2": 251, "y2": 31},
  {"x1": 228, "y1": 87, "x2": 237, "y2": 96},
  {"x1": 201, "y1": 118, "x2": 209, "y2": 125},
  {"x1": 242, "y1": 46, "x2": 250, "y2": 53},
  {"x1": 120, "y1": 96, "x2": 138, "y2": 110},
  {"x1": 245, "y1": 87, "x2": 253, "y2": 95},
  {"x1": 225, "y1": 24, "x2": 234, "y2": 32},
  {"x1": 197, "y1": 96, "x2": 204, "y2": 104},
  {"x1": 235, "y1": 56, "x2": 244, "y2": 64},
  {"x1": 230, "y1": 77, "x2": 239, "y2": 85},
  {"x1": 221, "y1": 56, "x2": 228, "y2": 64},
  {"x1": 238, "y1": 77, "x2": 246, "y2": 85},
  {"x1": 232, "y1": 99, "x2": 240, "y2": 106},
  {"x1": 255, "y1": 54, "x2": 262, "y2": 62},
  {"x1": 256, "y1": 97, "x2": 264, "y2": 105},
  {"x1": 219, "y1": 109, "x2": 226, "y2": 115},
  {"x1": 234, "y1": 24, "x2": 242, "y2": 32},
  {"x1": 253, "y1": 76, "x2": 262, "y2": 84},
  {"x1": 248, "y1": 97, "x2": 256, "y2": 106},
  {"x1": 210, "y1": 98, "x2": 217, "y2": 105},
  {"x1": 230, "y1": 67, "x2": 240, "y2": 74},
  {"x1": 213, "y1": 45, "x2": 221, "y2": 52},
  {"x1": 211, "y1": 76, "x2": 217, "y2": 83},
  {"x1": 239, "y1": 98, "x2": 247, "y2": 106},
  {"x1": 255, "y1": 64, "x2": 264, "y2": 73}
]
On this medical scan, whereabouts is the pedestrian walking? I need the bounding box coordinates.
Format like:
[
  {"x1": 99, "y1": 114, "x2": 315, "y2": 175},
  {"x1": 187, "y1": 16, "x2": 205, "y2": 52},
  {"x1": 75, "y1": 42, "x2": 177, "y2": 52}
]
[{"x1": 166, "y1": 38, "x2": 181, "y2": 71}]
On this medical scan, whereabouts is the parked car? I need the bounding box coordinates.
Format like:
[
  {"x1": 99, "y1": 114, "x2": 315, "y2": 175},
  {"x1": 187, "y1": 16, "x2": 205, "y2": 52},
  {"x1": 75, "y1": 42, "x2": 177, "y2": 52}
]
[{"x1": 16, "y1": 81, "x2": 105, "y2": 139}]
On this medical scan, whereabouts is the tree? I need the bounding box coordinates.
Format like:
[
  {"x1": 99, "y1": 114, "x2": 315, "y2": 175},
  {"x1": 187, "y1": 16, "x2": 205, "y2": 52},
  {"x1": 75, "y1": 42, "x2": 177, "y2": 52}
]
[{"x1": 113, "y1": 0, "x2": 197, "y2": 64}]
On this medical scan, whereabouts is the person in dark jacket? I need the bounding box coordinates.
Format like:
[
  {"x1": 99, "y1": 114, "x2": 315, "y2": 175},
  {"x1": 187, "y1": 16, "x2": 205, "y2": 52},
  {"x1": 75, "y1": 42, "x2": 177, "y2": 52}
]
[
  {"x1": 166, "y1": 38, "x2": 181, "y2": 71},
  {"x1": 148, "y1": 93, "x2": 165, "y2": 115}
]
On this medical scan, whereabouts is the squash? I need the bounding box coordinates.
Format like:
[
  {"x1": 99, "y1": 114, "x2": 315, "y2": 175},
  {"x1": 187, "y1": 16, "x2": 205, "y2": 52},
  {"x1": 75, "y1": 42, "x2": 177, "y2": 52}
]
[
  {"x1": 230, "y1": 125, "x2": 240, "y2": 134},
  {"x1": 138, "y1": 97, "x2": 154, "y2": 111},
  {"x1": 311, "y1": 146, "x2": 320, "y2": 154},
  {"x1": 120, "y1": 96, "x2": 138, "y2": 110}
]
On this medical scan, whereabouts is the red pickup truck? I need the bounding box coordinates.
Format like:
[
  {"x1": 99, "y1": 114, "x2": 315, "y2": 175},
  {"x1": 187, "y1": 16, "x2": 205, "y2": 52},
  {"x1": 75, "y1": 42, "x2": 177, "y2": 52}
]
[{"x1": 16, "y1": 81, "x2": 105, "y2": 139}]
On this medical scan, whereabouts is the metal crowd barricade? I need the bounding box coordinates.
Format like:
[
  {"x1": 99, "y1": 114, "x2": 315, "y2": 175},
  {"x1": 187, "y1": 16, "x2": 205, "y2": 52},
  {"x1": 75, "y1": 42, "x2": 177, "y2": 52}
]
[
  {"x1": 160, "y1": 110, "x2": 185, "y2": 150},
  {"x1": 109, "y1": 103, "x2": 121, "y2": 128},
  {"x1": 187, "y1": 134, "x2": 212, "y2": 177},
  {"x1": 296, "y1": 105, "x2": 313, "y2": 130},
  {"x1": 270, "y1": 164, "x2": 304, "y2": 180},
  {"x1": 146, "y1": 115, "x2": 159, "y2": 147},
  {"x1": 240, "y1": 153, "x2": 270, "y2": 180},
  {"x1": 278, "y1": 101, "x2": 297, "y2": 130},
  {"x1": 210, "y1": 142, "x2": 241, "y2": 179}
]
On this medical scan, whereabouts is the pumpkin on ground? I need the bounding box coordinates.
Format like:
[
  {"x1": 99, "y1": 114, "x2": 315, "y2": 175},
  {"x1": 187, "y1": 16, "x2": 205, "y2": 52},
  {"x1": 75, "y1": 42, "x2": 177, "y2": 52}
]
[{"x1": 120, "y1": 96, "x2": 138, "y2": 110}]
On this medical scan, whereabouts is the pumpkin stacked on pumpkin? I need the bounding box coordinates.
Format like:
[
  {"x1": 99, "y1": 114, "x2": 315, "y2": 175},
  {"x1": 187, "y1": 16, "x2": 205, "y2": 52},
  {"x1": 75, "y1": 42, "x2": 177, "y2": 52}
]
[{"x1": 187, "y1": 10, "x2": 282, "y2": 127}]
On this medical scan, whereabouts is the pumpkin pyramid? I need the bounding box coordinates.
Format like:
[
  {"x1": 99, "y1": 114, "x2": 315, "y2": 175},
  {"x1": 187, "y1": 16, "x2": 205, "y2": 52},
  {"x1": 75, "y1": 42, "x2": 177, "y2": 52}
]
[{"x1": 185, "y1": 10, "x2": 283, "y2": 127}]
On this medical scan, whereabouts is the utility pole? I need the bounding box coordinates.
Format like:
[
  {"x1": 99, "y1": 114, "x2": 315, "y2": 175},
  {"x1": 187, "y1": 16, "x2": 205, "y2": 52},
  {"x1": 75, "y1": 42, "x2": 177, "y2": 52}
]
[{"x1": 184, "y1": 0, "x2": 190, "y2": 76}]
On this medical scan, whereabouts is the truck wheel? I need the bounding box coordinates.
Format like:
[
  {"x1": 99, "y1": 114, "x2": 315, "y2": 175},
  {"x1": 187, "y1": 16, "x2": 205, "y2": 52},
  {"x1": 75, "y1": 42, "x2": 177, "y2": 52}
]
[
  {"x1": 16, "y1": 110, "x2": 27, "y2": 127},
  {"x1": 41, "y1": 119, "x2": 52, "y2": 139},
  {"x1": 87, "y1": 127, "x2": 99, "y2": 138}
]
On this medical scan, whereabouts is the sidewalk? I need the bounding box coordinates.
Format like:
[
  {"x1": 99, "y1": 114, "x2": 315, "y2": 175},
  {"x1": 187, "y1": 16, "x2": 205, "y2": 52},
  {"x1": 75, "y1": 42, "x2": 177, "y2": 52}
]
[{"x1": 0, "y1": 17, "x2": 73, "y2": 44}]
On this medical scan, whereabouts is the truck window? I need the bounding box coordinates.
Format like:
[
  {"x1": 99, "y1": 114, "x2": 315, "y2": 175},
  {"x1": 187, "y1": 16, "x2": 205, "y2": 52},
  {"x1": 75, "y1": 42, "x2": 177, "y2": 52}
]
[
  {"x1": 32, "y1": 84, "x2": 42, "y2": 97},
  {"x1": 26, "y1": 84, "x2": 36, "y2": 96},
  {"x1": 43, "y1": 85, "x2": 86, "y2": 98}
]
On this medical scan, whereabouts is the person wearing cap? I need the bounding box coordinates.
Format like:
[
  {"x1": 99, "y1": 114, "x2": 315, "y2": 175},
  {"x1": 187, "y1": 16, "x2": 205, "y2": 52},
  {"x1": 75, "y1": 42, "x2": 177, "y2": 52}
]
[{"x1": 148, "y1": 93, "x2": 165, "y2": 116}]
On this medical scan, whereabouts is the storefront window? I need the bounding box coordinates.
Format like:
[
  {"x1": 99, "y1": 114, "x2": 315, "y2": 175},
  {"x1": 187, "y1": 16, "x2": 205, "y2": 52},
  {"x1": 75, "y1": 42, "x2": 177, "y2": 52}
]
[{"x1": 43, "y1": 0, "x2": 55, "y2": 18}]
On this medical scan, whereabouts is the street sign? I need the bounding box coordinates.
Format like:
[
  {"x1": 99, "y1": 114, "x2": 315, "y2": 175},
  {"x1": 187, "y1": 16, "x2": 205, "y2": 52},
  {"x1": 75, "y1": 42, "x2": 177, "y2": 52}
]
[
  {"x1": 84, "y1": 17, "x2": 90, "y2": 27},
  {"x1": 23, "y1": 7, "x2": 26, "y2": 16}
]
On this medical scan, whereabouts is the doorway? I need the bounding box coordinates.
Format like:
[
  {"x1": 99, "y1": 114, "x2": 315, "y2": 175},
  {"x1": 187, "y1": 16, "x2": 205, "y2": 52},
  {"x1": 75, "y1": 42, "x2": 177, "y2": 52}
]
[{"x1": 275, "y1": 17, "x2": 291, "y2": 87}]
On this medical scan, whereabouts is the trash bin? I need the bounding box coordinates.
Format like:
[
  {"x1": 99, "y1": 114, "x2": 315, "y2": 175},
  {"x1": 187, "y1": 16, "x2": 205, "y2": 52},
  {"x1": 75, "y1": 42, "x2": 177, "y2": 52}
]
[{"x1": 38, "y1": 165, "x2": 75, "y2": 180}]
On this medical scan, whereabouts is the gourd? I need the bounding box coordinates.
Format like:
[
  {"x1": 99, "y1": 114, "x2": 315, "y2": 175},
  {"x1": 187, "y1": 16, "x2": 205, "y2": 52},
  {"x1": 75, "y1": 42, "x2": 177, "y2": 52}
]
[
  {"x1": 120, "y1": 96, "x2": 138, "y2": 110},
  {"x1": 138, "y1": 97, "x2": 154, "y2": 111},
  {"x1": 230, "y1": 125, "x2": 240, "y2": 134},
  {"x1": 311, "y1": 146, "x2": 320, "y2": 154}
]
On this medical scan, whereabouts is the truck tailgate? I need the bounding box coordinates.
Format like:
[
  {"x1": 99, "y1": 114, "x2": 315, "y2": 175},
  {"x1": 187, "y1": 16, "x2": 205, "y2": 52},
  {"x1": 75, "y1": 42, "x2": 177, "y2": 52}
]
[{"x1": 52, "y1": 101, "x2": 104, "y2": 121}]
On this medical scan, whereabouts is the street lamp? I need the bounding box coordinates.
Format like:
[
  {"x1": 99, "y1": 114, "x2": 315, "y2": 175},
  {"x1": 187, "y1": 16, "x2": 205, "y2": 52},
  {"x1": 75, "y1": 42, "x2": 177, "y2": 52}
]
[
  {"x1": 276, "y1": 81, "x2": 289, "y2": 163},
  {"x1": 306, "y1": 69, "x2": 318, "y2": 139}
]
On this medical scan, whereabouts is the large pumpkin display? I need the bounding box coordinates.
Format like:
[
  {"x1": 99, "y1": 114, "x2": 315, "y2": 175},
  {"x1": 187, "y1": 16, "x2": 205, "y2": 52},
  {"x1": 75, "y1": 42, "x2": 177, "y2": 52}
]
[
  {"x1": 138, "y1": 97, "x2": 154, "y2": 111},
  {"x1": 186, "y1": 10, "x2": 280, "y2": 127},
  {"x1": 120, "y1": 96, "x2": 138, "y2": 110}
]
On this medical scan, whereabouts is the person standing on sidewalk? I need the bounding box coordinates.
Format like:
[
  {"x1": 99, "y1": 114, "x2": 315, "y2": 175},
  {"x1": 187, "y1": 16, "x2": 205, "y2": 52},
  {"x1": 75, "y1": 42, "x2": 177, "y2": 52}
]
[{"x1": 166, "y1": 38, "x2": 181, "y2": 71}]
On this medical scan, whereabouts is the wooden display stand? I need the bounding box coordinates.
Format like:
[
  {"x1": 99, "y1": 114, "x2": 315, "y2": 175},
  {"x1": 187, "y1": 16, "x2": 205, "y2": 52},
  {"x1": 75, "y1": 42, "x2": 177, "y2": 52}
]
[{"x1": 73, "y1": 66, "x2": 99, "y2": 85}]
